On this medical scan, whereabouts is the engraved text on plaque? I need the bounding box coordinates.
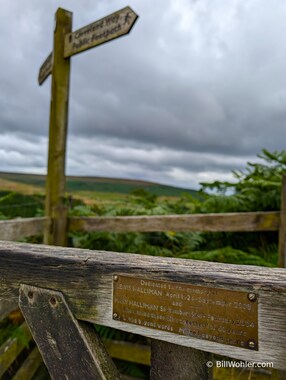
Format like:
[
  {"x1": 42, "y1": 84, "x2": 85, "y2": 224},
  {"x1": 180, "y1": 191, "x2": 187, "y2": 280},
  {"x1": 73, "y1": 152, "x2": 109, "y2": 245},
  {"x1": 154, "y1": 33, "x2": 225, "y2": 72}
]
[{"x1": 113, "y1": 275, "x2": 258, "y2": 350}]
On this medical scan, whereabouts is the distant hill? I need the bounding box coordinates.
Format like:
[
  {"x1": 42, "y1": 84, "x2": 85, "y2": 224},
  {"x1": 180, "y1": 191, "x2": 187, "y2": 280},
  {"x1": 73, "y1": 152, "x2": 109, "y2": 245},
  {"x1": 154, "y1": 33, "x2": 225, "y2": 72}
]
[{"x1": 0, "y1": 172, "x2": 200, "y2": 198}]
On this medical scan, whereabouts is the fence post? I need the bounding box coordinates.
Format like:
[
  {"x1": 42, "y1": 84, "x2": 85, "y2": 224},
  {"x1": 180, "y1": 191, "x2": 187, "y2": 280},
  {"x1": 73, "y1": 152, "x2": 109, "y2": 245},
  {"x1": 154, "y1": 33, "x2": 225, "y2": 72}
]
[
  {"x1": 278, "y1": 175, "x2": 286, "y2": 267},
  {"x1": 44, "y1": 8, "x2": 72, "y2": 246},
  {"x1": 150, "y1": 340, "x2": 212, "y2": 380},
  {"x1": 278, "y1": 174, "x2": 286, "y2": 380}
]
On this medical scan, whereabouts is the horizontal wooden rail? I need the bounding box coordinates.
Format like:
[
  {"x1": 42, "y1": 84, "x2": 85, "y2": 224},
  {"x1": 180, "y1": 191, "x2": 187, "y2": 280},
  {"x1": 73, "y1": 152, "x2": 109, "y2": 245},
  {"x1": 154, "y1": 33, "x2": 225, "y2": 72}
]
[
  {"x1": 69, "y1": 211, "x2": 280, "y2": 233},
  {"x1": 12, "y1": 346, "x2": 42, "y2": 380},
  {"x1": 0, "y1": 212, "x2": 279, "y2": 243},
  {"x1": 0, "y1": 322, "x2": 33, "y2": 378},
  {"x1": 0, "y1": 217, "x2": 47, "y2": 241},
  {"x1": 1, "y1": 241, "x2": 286, "y2": 369},
  {"x1": 104, "y1": 340, "x2": 150, "y2": 366}
]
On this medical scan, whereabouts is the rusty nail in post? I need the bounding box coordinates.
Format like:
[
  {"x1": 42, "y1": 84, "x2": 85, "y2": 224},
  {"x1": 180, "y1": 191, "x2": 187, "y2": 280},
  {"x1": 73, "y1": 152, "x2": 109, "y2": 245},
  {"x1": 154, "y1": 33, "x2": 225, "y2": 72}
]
[
  {"x1": 113, "y1": 275, "x2": 118, "y2": 282},
  {"x1": 28, "y1": 291, "x2": 34, "y2": 299},
  {"x1": 248, "y1": 340, "x2": 256, "y2": 349},
  {"x1": 113, "y1": 313, "x2": 119, "y2": 320},
  {"x1": 50, "y1": 296, "x2": 57, "y2": 306},
  {"x1": 248, "y1": 293, "x2": 257, "y2": 302}
]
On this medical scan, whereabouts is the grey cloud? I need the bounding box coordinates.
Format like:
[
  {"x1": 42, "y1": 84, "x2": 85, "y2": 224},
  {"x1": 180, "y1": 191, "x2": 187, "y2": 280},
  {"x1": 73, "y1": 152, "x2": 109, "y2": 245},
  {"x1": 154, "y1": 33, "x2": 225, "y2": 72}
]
[
  {"x1": 0, "y1": 0, "x2": 285, "y2": 187},
  {"x1": 68, "y1": 135, "x2": 252, "y2": 180}
]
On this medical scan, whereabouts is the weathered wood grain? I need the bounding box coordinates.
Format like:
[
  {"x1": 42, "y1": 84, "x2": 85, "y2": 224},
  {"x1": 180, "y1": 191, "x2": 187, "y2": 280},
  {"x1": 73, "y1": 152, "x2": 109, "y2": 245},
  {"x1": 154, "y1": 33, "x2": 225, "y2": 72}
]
[
  {"x1": 0, "y1": 217, "x2": 46, "y2": 241},
  {"x1": 69, "y1": 211, "x2": 280, "y2": 233},
  {"x1": 38, "y1": 52, "x2": 53, "y2": 86},
  {"x1": 44, "y1": 8, "x2": 72, "y2": 246},
  {"x1": 1, "y1": 241, "x2": 286, "y2": 369},
  {"x1": 64, "y1": 7, "x2": 138, "y2": 58},
  {"x1": 19, "y1": 285, "x2": 120, "y2": 380},
  {"x1": 150, "y1": 340, "x2": 212, "y2": 380},
  {"x1": 278, "y1": 176, "x2": 286, "y2": 267},
  {"x1": 0, "y1": 212, "x2": 279, "y2": 244}
]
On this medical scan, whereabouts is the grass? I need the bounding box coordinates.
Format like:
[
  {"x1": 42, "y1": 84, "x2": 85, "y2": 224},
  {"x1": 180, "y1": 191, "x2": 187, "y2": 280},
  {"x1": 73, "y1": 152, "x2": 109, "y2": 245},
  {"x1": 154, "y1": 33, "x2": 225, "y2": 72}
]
[
  {"x1": 0, "y1": 173, "x2": 279, "y2": 380},
  {"x1": 0, "y1": 178, "x2": 42, "y2": 195},
  {"x1": 72, "y1": 191, "x2": 128, "y2": 206},
  {"x1": 0, "y1": 172, "x2": 199, "y2": 198}
]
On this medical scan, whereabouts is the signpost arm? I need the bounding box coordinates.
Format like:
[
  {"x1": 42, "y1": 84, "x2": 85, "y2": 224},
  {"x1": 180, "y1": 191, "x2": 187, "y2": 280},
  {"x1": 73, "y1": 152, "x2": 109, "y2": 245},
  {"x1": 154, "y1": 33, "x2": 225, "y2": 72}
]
[{"x1": 44, "y1": 8, "x2": 72, "y2": 246}]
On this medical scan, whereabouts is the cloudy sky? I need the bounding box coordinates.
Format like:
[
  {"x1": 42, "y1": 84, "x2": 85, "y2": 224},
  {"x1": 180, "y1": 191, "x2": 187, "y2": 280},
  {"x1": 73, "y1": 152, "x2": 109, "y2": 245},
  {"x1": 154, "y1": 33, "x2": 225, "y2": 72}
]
[{"x1": 0, "y1": 0, "x2": 285, "y2": 189}]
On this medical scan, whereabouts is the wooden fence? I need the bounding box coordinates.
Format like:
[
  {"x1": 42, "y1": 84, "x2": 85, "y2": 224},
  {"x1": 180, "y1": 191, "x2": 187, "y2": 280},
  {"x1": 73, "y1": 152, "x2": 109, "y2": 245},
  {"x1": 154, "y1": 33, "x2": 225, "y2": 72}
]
[
  {"x1": 0, "y1": 209, "x2": 283, "y2": 261},
  {"x1": 1, "y1": 241, "x2": 286, "y2": 379},
  {"x1": 0, "y1": 178, "x2": 286, "y2": 378}
]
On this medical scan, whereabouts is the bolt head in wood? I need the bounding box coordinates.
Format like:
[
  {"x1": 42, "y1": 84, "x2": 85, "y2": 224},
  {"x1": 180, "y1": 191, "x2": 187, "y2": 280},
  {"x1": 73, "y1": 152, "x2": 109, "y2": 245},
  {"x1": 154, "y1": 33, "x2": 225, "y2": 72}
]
[
  {"x1": 113, "y1": 275, "x2": 119, "y2": 282},
  {"x1": 113, "y1": 313, "x2": 119, "y2": 320},
  {"x1": 50, "y1": 296, "x2": 57, "y2": 306},
  {"x1": 28, "y1": 291, "x2": 34, "y2": 299}
]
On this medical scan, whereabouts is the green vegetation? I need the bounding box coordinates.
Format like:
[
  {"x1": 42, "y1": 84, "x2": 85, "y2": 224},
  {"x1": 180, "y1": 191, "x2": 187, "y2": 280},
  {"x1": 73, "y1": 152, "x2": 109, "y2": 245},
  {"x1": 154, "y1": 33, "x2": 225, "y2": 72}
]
[
  {"x1": 0, "y1": 149, "x2": 285, "y2": 379},
  {"x1": 0, "y1": 172, "x2": 200, "y2": 197},
  {"x1": 70, "y1": 149, "x2": 286, "y2": 268},
  {"x1": 0, "y1": 193, "x2": 44, "y2": 219},
  {"x1": 1, "y1": 149, "x2": 283, "y2": 267},
  {"x1": 200, "y1": 149, "x2": 286, "y2": 212}
]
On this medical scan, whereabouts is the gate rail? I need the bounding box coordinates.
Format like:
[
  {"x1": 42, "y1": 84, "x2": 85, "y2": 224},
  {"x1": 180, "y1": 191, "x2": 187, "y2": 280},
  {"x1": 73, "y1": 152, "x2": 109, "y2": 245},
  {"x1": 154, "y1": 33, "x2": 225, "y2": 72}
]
[{"x1": 1, "y1": 241, "x2": 286, "y2": 378}]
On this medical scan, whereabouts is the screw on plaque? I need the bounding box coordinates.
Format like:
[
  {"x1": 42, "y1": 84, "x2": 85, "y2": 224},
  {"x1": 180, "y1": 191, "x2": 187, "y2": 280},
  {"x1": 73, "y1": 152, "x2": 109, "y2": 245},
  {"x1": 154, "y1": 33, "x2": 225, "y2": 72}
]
[
  {"x1": 248, "y1": 293, "x2": 257, "y2": 302},
  {"x1": 113, "y1": 275, "x2": 119, "y2": 282},
  {"x1": 113, "y1": 313, "x2": 119, "y2": 320},
  {"x1": 248, "y1": 340, "x2": 256, "y2": 349}
]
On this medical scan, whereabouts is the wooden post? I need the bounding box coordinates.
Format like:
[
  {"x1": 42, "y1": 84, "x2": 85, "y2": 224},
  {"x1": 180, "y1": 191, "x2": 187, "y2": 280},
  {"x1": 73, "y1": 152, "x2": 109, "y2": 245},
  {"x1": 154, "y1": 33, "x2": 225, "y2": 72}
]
[
  {"x1": 41, "y1": 7, "x2": 138, "y2": 245},
  {"x1": 278, "y1": 175, "x2": 286, "y2": 267},
  {"x1": 277, "y1": 175, "x2": 286, "y2": 380},
  {"x1": 150, "y1": 340, "x2": 212, "y2": 380},
  {"x1": 44, "y1": 8, "x2": 72, "y2": 246}
]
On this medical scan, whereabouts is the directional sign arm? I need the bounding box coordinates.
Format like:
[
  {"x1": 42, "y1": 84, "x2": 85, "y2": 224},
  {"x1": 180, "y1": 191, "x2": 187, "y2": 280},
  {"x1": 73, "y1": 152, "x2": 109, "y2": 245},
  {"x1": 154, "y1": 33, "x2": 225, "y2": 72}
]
[
  {"x1": 38, "y1": 52, "x2": 53, "y2": 86},
  {"x1": 64, "y1": 6, "x2": 138, "y2": 58}
]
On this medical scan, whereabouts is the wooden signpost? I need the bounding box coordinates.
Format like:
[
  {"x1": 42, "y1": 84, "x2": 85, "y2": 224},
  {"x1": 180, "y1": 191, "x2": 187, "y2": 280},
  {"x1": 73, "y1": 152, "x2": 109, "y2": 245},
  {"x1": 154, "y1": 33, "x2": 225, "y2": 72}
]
[
  {"x1": 64, "y1": 7, "x2": 138, "y2": 58},
  {"x1": 39, "y1": 7, "x2": 138, "y2": 245},
  {"x1": 38, "y1": 52, "x2": 53, "y2": 86}
]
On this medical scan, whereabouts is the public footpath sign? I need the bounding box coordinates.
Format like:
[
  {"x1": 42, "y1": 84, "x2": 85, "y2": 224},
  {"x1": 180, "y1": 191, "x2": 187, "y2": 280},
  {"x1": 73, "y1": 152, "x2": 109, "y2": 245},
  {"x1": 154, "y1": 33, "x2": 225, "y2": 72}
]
[
  {"x1": 38, "y1": 52, "x2": 53, "y2": 85},
  {"x1": 64, "y1": 6, "x2": 138, "y2": 57},
  {"x1": 38, "y1": 6, "x2": 138, "y2": 83},
  {"x1": 38, "y1": 7, "x2": 138, "y2": 246}
]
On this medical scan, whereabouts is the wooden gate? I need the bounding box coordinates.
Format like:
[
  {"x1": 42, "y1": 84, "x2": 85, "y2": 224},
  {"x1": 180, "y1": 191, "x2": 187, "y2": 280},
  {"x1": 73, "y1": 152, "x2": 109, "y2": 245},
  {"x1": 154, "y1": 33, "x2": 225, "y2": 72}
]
[{"x1": 1, "y1": 241, "x2": 286, "y2": 379}]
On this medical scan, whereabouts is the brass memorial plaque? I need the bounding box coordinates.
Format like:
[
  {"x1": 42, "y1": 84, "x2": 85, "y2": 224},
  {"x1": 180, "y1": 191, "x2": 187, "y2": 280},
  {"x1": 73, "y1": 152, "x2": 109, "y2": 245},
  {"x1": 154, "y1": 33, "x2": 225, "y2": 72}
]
[{"x1": 113, "y1": 275, "x2": 258, "y2": 350}]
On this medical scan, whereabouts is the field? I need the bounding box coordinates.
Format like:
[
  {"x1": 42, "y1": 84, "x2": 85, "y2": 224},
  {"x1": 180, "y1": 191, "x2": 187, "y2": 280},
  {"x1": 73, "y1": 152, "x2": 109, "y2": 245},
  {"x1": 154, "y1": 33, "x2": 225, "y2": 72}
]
[
  {"x1": 0, "y1": 154, "x2": 283, "y2": 380},
  {"x1": 0, "y1": 172, "x2": 199, "y2": 198},
  {"x1": 0, "y1": 170, "x2": 277, "y2": 268}
]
